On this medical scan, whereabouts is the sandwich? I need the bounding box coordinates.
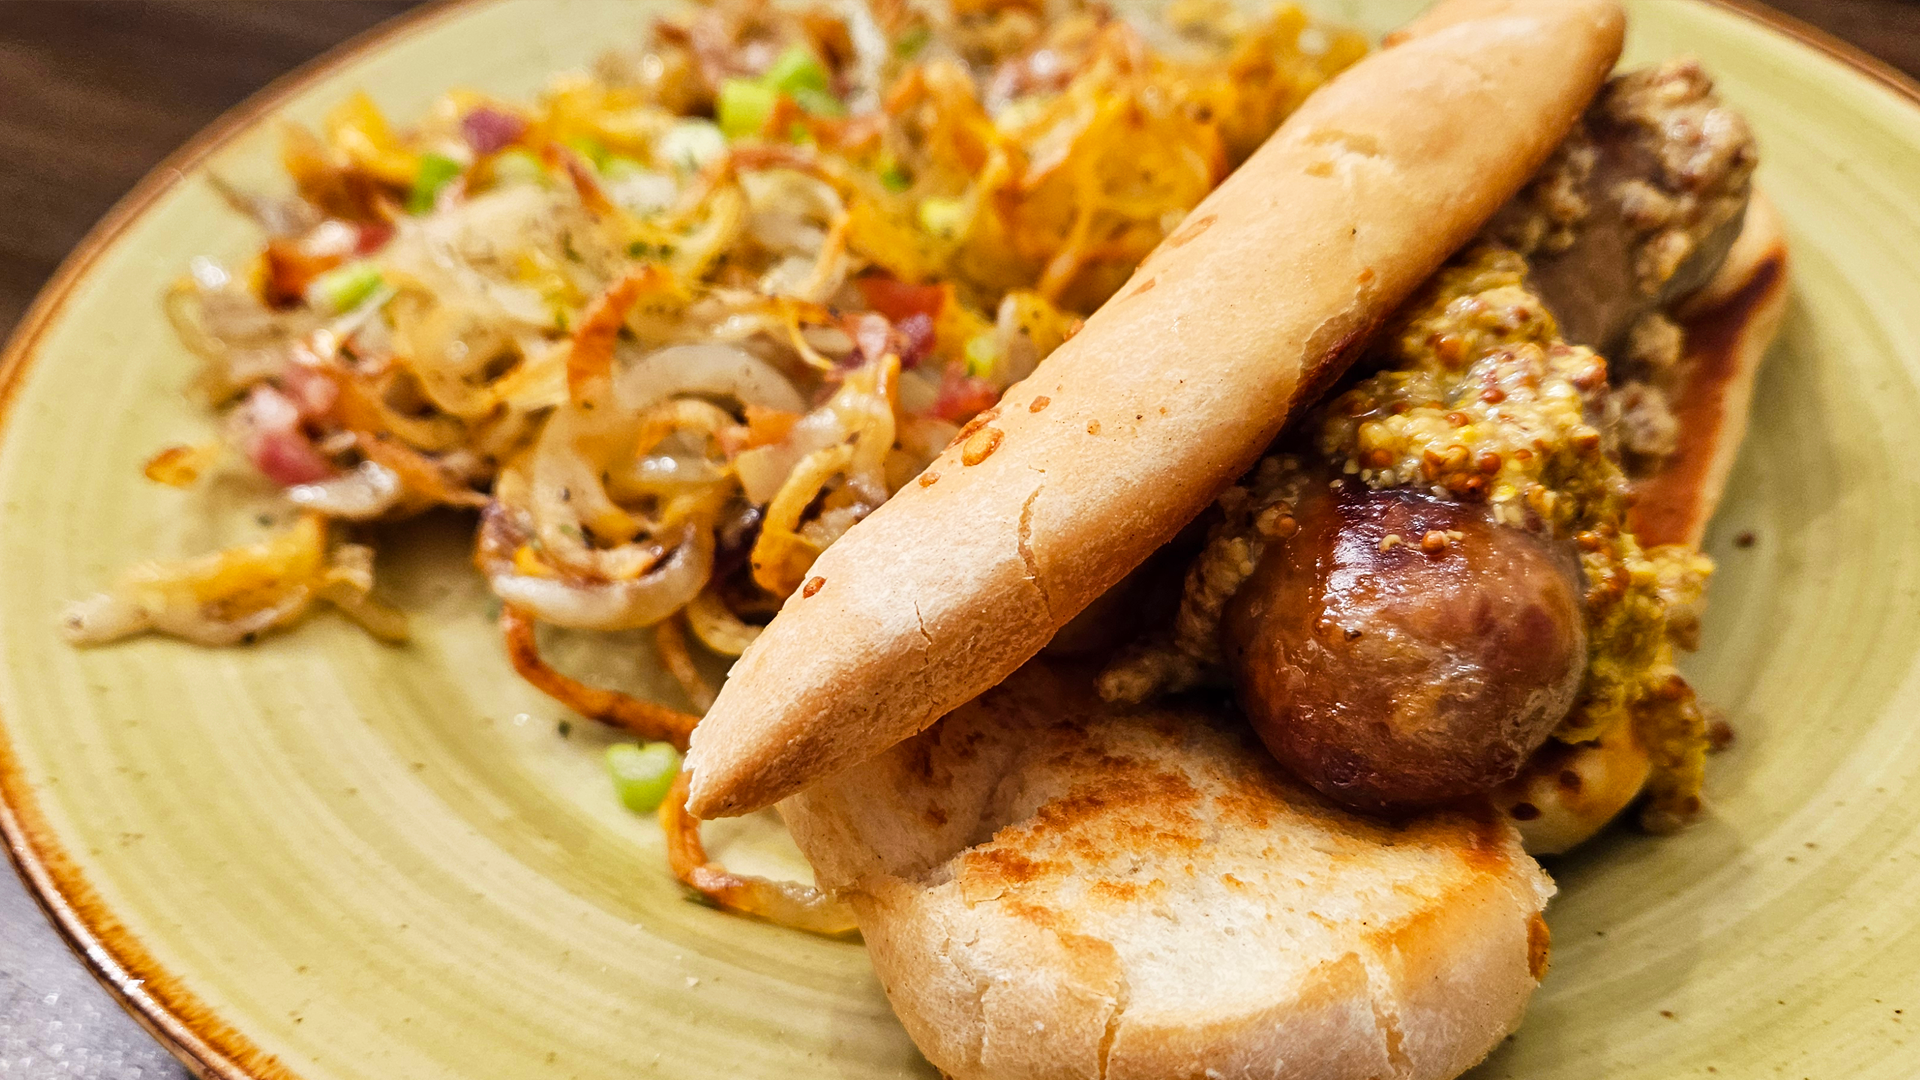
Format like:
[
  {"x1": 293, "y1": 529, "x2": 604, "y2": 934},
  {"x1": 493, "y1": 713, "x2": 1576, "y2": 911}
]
[{"x1": 689, "y1": 0, "x2": 1790, "y2": 1075}]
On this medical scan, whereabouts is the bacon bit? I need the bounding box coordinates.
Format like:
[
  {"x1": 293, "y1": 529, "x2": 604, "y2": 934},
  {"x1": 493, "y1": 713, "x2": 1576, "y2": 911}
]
[
  {"x1": 802, "y1": 576, "x2": 826, "y2": 598},
  {"x1": 954, "y1": 405, "x2": 999, "y2": 444},
  {"x1": 500, "y1": 605, "x2": 699, "y2": 750},
  {"x1": 917, "y1": 470, "x2": 940, "y2": 488},
  {"x1": 1028, "y1": 395, "x2": 1051, "y2": 413},
  {"x1": 659, "y1": 771, "x2": 857, "y2": 936},
  {"x1": 894, "y1": 313, "x2": 935, "y2": 369},
  {"x1": 961, "y1": 426, "x2": 1003, "y2": 466},
  {"x1": 461, "y1": 106, "x2": 527, "y2": 155},
  {"x1": 143, "y1": 444, "x2": 219, "y2": 488},
  {"x1": 353, "y1": 221, "x2": 394, "y2": 255},
  {"x1": 251, "y1": 431, "x2": 335, "y2": 487},
  {"x1": 238, "y1": 385, "x2": 334, "y2": 486},
  {"x1": 279, "y1": 359, "x2": 340, "y2": 419},
  {"x1": 856, "y1": 275, "x2": 946, "y2": 323},
  {"x1": 932, "y1": 374, "x2": 1000, "y2": 423}
]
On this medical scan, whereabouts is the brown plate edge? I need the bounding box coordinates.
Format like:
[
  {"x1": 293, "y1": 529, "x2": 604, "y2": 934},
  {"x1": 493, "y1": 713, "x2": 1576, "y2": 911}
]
[
  {"x1": 0, "y1": 4, "x2": 484, "y2": 1077},
  {"x1": 0, "y1": 1, "x2": 1914, "y2": 1079}
]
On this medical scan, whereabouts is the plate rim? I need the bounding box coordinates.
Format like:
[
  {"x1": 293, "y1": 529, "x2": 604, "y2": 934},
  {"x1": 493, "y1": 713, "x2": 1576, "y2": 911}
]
[{"x1": 0, "y1": 2, "x2": 1914, "y2": 1078}]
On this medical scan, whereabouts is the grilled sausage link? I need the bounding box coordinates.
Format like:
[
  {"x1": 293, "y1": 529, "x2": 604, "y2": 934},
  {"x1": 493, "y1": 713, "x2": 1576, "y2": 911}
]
[
  {"x1": 1489, "y1": 59, "x2": 1756, "y2": 356},
  {"x1": 1221, "y1": 484, "x2": 1587, "y2": 813}
]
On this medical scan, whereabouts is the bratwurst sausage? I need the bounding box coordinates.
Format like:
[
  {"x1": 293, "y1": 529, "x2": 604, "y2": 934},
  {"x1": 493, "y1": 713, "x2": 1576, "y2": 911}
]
[
  {"x1": 1222, "y1": 484, "x2": 1586, "y2": 812},
  {"x1": 1199, "y1": 63, "x2": 1756, "y2": 817}
]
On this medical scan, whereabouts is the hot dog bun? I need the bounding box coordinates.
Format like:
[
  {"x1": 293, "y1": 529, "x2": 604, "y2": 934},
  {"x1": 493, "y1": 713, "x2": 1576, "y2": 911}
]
[
  {"x1": 1633, "y1": 191, "x2": 1791, "y2": 548},
  {"x1": 1498, "y1": 192, "x2": 1789, "y2": 854},
  {"x1": 781, "y1": 663, "x2": 1554, "y2": 1080},
  {"x1": 687, "y1": 0, "x2": 1628, "y2": 818}
]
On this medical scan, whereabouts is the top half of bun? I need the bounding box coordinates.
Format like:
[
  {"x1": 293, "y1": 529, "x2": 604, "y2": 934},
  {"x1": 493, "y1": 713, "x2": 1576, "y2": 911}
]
[{"x1": 686, "y1": 0, "x2": 1629, "y2": 820}]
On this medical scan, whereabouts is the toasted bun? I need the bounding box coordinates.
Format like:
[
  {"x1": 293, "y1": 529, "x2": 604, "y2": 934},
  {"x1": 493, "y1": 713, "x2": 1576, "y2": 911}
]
[
  {"x1": 781, "y1": 663, "x2": 1554, "y2": 1080},
  {"x1": 688, "y1": 0, "x2": 1628, "y2": 818},
  {"x1": 1498, "y1": 720, "x2": 1653, "y2": 856},
  {"x1": 1497, "y1": 192, "x2": 1790, "y2": 854},
  {"x1": 1633, "y1": 191, "x2": 1791, "y2": 548}
]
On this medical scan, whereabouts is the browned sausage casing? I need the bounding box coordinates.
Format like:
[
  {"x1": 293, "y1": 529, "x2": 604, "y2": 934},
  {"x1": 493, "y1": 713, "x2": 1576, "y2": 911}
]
[{"x1": 1221, "y1": 485, "x2": 1587, "y2": 812}]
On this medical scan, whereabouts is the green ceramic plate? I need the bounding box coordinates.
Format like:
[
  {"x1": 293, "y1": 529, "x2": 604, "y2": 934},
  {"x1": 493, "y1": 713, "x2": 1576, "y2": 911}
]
[{"x1": 3, "y1": 1, "x2": 1918, "y2": 1076}]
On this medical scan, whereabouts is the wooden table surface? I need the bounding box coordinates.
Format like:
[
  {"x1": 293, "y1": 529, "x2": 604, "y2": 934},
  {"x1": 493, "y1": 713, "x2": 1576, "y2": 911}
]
[{"x1": 2, "y1": 1, "x2": 1917, "y2": 1076}]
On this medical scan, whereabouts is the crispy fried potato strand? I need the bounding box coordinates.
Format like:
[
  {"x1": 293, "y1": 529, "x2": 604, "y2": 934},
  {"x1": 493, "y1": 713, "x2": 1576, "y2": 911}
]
[
  {"x1": 566, "y1": 266, "x2": 665, "y2": 399},
  {"x1": 659, "y1": 771, "x2": 859, "y2": 937},
  {"x1": 500, "y1": 604, "x2": 698, "y2": 750}
]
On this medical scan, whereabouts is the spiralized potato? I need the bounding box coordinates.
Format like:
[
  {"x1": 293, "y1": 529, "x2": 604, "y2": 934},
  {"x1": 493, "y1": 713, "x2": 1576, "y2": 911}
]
[{"x1": 77, "y1": 0, "x2": 1363, "y2": 934}]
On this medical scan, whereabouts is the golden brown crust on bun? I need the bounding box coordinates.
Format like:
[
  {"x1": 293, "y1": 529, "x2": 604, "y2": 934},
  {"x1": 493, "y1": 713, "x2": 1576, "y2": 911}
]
[
  {"x1": 688, "y1": 0, "x2": 1628, "y2": 819},
  {"x1": 781, "y1": 663, "x2": 1555, "y2": 1080}
]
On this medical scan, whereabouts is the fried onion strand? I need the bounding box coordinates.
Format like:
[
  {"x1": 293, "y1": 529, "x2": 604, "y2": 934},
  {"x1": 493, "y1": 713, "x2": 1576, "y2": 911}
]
[
  {"x1": 500, "y1": 603, "x2": 698, "y2": 750},
  {"x1": 659, "y1": 771, "x2": 858, "y2": 937}
]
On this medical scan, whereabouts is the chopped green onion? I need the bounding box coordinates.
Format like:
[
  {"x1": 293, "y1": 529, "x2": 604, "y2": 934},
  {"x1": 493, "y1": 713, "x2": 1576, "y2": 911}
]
[
  {"x1": 306, "y1": 262, "x2": 384, "y2": 314},
  {"x1": 406, "y1": 152, "x2": 464, "y2": 214},
  {"x1": 562, "y1": 135, "x2": 612, "y2": 171},
  {"x1": 602, "y1": 153, "x2": 648, "y2": 181},
  {"x1": 894, "y1": 25, "x2": 932, "y2": 59},
  {"x1": 718, "y1": 77, "x2": 779, "y2": 141},
  {"x1": 489, "y1": 146, "x2": 547, "y2": 187},
  {"x1": 790, "y1": 85, "x2": 846, "y2": 118},
  {"x1": 880, "y1": 163, "x2": 912, "y2": 193},
  {"x1": 918, "y1": 196, "x2": 969, "y2": 239},
  {"x1": 606, "y1": 742, "x2": 681, "y2": 814},
  {"x1": 964, "y1": 332, "x2": 1000, "y2": 380},
  {"x1": 763, "y1": 44, "x2": 831, "y2": 97},
  {"x1": 627, "y1": 239, "x2": 678, "y2": 260}
]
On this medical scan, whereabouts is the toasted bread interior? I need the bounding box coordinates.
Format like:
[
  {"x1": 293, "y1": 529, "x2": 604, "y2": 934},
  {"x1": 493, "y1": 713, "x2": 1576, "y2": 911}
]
[{"x1": 783, "y1": 664, "x2": 1554, "y2": 1080}]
